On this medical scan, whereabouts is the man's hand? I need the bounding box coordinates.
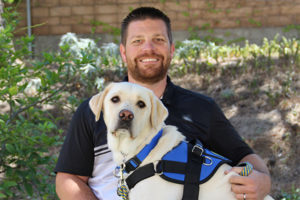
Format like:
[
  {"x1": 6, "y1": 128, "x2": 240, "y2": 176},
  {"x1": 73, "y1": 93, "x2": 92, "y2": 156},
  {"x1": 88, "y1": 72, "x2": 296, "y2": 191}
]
[
  {"x1": 225, "y1": 167, "x2": 271, "y2": 200},
  {"x1": 225, "y1": 153, "x2": 272, "y2": 200}
]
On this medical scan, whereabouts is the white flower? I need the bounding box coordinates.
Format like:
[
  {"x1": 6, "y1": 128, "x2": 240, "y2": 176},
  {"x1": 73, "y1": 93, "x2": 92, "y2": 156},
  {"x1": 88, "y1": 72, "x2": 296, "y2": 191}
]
[
  {"x1": 59, "y1": 32, "x2": 78, "y2": 47},
  {"x1": 94, "y1": 77, "x2": 105, "y2": 90},
  {"x1": 175, "y1": 46, "x2": 187, "y2": 58},
  {"x1": 24, "y1": 78, "x2": 42, "y2": 96},
  {"x1": 102, "y1": 42, "x2": 119, "y2": 56},
  {"x1": 59, "y1": 32, "x2": 101, "y2": 59},
  {"x1": 80, "y1": 64, "x2": 96, "y2": 74},
  {"x1": 77, "y1": 38, "x2": 97, "y2": 50}
]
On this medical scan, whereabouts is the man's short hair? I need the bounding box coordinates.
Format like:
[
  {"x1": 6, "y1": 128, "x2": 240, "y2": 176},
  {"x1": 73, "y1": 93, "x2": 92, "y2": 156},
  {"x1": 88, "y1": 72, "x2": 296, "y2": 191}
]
[{"x1": 121, "y1": 7, "x2": 173, "y2": 45}]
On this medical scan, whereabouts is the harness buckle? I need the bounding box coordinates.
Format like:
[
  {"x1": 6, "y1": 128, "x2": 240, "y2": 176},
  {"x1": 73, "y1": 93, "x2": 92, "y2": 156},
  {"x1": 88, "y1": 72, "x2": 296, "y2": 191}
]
[
  {"x1": 154, "y1": 161, "x2": 163, "y2": 176},
  {"x1": 192, "y1": 144, "x2": 204, "y2": 156},
  {"x1": 114, "y1": 163, "x2": 126, "y2": 179}
]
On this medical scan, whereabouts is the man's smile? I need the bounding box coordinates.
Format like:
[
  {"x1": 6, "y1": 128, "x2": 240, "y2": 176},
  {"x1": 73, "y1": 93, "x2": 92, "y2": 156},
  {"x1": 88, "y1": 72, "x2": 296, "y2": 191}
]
[
  {"x1": 136, "y1": 54, "x2": 163, "y2": 65},
  {"x1": 140, "y1": 58, "x2": 159, "y2": 63}
]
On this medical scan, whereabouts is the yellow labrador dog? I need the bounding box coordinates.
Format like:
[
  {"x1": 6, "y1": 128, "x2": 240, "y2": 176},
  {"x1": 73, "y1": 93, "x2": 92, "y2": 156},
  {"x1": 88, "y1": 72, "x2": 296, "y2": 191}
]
[{"x1": 89, "y1": 82, "x2": 273, "y2": 200}]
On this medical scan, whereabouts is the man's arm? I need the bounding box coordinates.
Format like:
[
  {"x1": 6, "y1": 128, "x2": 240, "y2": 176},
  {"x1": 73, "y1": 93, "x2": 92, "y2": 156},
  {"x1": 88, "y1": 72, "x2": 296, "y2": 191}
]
[
  {"x1": 225, "y1": 153, "x2": 271, "y2": 200},
  {"x1": 56, "y1": 172, "x2": 98, "y2": 200}
]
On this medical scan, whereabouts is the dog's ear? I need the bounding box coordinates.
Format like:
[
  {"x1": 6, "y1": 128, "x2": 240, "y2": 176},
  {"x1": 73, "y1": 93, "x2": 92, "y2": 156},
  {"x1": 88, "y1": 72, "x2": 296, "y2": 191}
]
[
  {"x1": 89, "y1": 93, "x2": 103, "y2": 121},
  {"x1": 150, "y1": 92, "x2": 168, "y2": 128},
  {"x1": 89, "y1": 83, "x2": 114, "y2": 121}
]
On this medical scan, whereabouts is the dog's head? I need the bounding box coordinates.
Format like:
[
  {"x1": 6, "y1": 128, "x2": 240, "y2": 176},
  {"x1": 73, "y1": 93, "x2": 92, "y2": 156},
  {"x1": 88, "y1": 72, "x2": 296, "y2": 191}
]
[{"x1": 89, "y1": 82, "x2": 168, "y2": 139}]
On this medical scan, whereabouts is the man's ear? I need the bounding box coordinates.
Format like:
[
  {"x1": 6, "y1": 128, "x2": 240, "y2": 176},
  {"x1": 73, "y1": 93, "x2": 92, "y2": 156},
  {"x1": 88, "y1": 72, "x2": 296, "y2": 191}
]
[
  {"x1": 120, "y1": 44, "x2": 127, "y2": 63},
  {"x1": 89, "y1": 83, "x2": 114, "y2": 121},
  {"x1": 150, "y1": 92, "x2": 168, "y2": 128},
  {"x1": 170, "y1": 43, "x2": 175, "y2": 58}
]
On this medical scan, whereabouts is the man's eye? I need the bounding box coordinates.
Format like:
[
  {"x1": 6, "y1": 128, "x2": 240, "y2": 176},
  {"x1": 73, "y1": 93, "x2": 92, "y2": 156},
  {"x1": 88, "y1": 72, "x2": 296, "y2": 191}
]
[
  {"x1": 111, "y1": 96, "x2": 120, "y2": 103},
  {"x1": 132, "y1": 39, "x2": 141, "y2": 44},
  {"x1": 137, "y1": 100, "x2": 146, "y2": 108},
  {"x1": 155, "y1": 38, "x2": 165, "y2": 42}
]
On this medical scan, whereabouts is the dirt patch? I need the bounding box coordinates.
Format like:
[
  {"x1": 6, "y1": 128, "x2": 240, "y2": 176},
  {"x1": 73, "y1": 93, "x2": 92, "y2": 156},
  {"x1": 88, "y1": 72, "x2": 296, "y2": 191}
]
[{"x1": 172, "y1": 68, "x2": 300, "y2": 198}]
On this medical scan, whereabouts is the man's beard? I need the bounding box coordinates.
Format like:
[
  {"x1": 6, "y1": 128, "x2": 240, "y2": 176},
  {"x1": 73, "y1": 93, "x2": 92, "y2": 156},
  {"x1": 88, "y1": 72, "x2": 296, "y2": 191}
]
[{"x1": 127, "y1": 53, "x2": 171, "y2": 84}]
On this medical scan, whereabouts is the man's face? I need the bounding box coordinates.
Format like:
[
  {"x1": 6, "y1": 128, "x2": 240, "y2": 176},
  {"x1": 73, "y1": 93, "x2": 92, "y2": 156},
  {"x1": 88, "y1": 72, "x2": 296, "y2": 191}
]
[{"x1": 120, "y1": 19, "x2": 175, "y2": 84}]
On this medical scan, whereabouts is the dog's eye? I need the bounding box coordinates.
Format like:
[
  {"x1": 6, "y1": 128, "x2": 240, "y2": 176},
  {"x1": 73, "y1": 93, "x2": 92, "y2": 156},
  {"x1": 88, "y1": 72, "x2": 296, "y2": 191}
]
[
  {"x1": 111, "y1": 96, "x2": 120, "y2": 103},
  {"x1": 137, "y1": 100, "x2": 146, "y2": 108}
]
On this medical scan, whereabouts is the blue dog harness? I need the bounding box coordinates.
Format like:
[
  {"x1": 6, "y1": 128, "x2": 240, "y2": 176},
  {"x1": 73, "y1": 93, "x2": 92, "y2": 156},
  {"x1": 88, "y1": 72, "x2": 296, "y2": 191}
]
[{"x1": 117, "y1": 129, "x2": 231, "y2": 200}]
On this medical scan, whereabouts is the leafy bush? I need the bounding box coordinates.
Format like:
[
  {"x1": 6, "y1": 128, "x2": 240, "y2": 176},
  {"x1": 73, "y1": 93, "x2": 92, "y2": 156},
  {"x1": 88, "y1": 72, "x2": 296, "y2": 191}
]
[
  {"x1": 58, "y1": 32, "x2": 125, "y2": 92},
  {"x1": 0, "y1": 6, "x2": 99, "y2": 199},
  {"x1": 172, "y1": 36, "x2": 299, "y2": 75},
  {"x1": 171, "y1": 37, "x2": 299, "y2": 107},
  {"x1": 0, "y1": 10, "x2": 126, "y2": 198},
  {"x1": 280, "y1": 187, "x2": 300, "y2": 200}
]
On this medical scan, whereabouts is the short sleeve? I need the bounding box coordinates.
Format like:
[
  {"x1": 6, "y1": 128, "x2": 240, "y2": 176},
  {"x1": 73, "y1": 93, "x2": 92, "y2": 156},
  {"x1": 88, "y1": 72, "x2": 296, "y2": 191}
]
[{"x1": 55, "y1": 99, "x2": 95, "y2": 176}]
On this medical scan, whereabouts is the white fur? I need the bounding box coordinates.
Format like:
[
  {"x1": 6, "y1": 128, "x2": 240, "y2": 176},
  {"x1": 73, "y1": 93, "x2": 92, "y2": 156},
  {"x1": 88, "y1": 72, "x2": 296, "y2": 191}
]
[{"x1": 89, "y1": 82, "x2": 273, "y2": 200}]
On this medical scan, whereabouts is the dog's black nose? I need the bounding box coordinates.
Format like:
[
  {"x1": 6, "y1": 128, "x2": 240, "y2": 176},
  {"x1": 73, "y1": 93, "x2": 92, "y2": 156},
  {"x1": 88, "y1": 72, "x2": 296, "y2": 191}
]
[{"x1": 119, "y1": 109, "x2": 134, "y2": 121}]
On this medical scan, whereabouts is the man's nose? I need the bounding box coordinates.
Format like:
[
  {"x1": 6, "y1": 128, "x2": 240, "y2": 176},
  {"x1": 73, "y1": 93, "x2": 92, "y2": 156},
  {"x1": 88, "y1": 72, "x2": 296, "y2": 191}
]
[{"x1": 141, "y1": 40, "x2": 155, "y2": 52}]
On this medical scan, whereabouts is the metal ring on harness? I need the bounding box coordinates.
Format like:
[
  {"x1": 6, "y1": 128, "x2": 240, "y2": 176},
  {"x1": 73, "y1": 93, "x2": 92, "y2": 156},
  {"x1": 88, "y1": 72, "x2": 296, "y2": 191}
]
[
  {"x1": 114, "y1": 166, "x2": 121, "y2": 178},
  {"x1": 114, "y1": 163, "x2": 126, "y2": 178},
  {"x1": 192, "y1": 144, "x2": 213, "y2": 166},
  {"x1": 203, "y1": 156, "x2": 213, "y2": 166}
]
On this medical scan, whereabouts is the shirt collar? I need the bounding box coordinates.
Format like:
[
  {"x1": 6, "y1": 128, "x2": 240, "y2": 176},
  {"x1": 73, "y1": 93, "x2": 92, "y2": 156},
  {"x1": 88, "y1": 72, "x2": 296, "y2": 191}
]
[{"x1": 161, "y1": 76, "x2": 175, "y2": 105}]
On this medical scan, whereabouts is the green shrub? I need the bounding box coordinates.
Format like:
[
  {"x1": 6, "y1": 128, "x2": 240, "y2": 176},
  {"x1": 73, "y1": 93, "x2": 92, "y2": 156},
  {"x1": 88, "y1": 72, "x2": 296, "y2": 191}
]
[
  {"x1": 58, "y1": 32, "x2": 125, "y2": 93},
  {"x1": 280, "y1": 187, "x2": 300, "y2": 200},
  {"x1": 0, "y1": 5, "x2": 81, "y2": 199},
  {"x1": 0, "y1": 6, "x2": 126, "y2": 198}
]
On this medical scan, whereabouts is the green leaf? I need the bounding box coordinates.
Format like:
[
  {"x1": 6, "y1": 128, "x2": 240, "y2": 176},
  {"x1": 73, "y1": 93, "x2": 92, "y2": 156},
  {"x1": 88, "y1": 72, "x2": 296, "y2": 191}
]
[
  {"x1": 24, "y1": 182, "x2": 33, "y2": 196},
  {"x1": 4, "y1": 0, "x2": 15, "y2": 4},
  {"x1": 182, "y1": 11, "x2": 190, "y2": 17},
  {"x1": 0, "y1": 193, "x2": 7, "y2": 199},
  {"x1": 8, "y1": 86, "x2": 18, "y2": 96},
  {"x1": 5, "y1": 144, "x2": 15, "y2": 153},
  {"x1": 43, "y1": 52, "x2": 54, "y2": 63},
  {"x1": 3, "y1": 181, "x2": 17, "y2": 188}
]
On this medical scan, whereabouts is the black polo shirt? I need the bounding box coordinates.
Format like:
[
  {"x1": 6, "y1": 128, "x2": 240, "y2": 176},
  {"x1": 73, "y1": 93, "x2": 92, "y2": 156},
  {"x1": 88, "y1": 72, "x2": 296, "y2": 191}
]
[{"x1": 161, "y1": 77, "x2": 253, "y2": 164}]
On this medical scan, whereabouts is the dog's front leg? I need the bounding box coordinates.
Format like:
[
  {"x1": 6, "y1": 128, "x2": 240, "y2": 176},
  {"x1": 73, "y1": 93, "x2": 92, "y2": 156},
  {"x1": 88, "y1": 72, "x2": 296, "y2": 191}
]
[{"x1": 129, "y1": 175, "x2": 183, "y2": 200}]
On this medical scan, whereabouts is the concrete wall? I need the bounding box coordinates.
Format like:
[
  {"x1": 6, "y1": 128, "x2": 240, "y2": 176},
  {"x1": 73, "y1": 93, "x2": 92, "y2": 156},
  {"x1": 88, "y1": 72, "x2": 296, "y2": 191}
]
[{"x1": 14, "y1": 0, "x2": 300, "y2": 54}]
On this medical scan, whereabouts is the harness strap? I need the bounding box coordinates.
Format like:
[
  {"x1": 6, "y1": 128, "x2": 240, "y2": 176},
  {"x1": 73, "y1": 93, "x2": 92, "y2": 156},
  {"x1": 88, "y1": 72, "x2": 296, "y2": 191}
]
[
  {"x1": 126, "y1": 163, "x2": 156, "y2": 190},
  {"x1": 123, "y1": 139, "x2": 231, "y2": 200},
  {"x1": 156, "y1": 160, "x2": 186, "y2": 174},
  {"x1": 124, "y1": 129, "x2": 163, "y2": 173},
  {"x1": 125, "y1": 156, "x2": 141, "y2": 172},
  {"x1": 182, "y1": 143, "x2": 204, "y2": 200},
  {"x1": 125, "y1": 144, "x2": 205, "y2": 200}
]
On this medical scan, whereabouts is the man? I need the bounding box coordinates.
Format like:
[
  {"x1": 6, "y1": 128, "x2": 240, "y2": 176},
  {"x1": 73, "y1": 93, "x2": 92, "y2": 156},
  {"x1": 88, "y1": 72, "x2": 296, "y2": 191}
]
[{"x1": 55, "y1": 7, "x2": 271, "y2": 200}]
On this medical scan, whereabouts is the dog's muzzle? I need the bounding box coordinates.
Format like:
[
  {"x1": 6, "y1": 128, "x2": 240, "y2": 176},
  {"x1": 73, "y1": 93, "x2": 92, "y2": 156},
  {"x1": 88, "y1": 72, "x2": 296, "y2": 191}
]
[
  {"x1": 119, "y1": 109, "x2": 134, "y2": 122},
  {"x1": 116, "y1": 109, "x2": 134, "y2": 131}
]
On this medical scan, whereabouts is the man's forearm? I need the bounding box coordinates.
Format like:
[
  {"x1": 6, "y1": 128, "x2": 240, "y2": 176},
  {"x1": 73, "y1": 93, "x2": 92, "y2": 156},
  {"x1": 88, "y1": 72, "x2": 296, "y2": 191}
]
[
  {"x1": 239, "y1": 153, "x2": 270, "y2": 175},
  {"x1": 56, "y1": 172, "x2": 98, "y2": 200}
]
